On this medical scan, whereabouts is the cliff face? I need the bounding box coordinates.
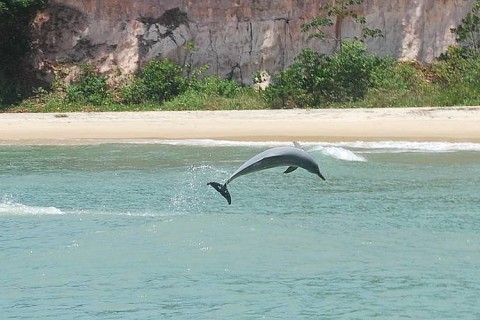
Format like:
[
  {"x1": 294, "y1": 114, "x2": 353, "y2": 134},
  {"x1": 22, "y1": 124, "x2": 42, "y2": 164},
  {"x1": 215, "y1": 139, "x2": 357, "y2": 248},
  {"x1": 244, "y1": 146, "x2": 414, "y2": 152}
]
[{"x1": 32, "y1": 0, "x2": 475, "y2": 84}]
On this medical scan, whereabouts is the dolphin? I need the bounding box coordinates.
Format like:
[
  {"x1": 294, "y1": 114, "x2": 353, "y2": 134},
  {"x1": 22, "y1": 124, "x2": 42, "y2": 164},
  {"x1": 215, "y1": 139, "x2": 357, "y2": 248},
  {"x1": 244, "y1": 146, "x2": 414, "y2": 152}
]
[{"x1": 208, "y1": 144, "x2": 325, "y2": 204}]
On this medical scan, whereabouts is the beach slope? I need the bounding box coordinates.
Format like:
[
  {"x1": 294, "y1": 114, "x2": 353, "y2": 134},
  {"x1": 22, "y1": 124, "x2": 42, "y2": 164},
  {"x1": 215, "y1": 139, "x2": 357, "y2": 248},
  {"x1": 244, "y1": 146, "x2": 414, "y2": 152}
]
[{"x1": 1, "y1": 107, "x2": 479, "y2": 144}]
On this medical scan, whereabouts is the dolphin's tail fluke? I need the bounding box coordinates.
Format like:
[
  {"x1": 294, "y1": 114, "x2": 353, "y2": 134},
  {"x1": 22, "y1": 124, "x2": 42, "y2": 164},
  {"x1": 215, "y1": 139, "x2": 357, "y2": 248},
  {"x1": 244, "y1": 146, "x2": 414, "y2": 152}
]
[{"x1": 207, "y1": 182, "x2": 232, "y2": 205}]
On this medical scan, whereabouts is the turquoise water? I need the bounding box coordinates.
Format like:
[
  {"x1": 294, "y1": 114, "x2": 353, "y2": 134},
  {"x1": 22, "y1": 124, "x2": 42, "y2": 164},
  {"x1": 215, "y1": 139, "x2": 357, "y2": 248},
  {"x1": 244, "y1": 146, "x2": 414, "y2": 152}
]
[{"x1": 1, "y1": 141, "x2": 480, "y2": 319}]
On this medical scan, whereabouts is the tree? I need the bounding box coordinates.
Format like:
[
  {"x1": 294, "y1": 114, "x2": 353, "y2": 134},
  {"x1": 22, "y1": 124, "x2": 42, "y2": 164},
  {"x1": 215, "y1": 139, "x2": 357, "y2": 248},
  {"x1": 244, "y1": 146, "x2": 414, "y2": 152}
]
[
  {"x1": 301, "y1": 0, "x2": 382, "y2": 51},
  {"x1": 0, "y1": 0, "x2": 47, "y2": 105},
  {"x1": 450, "y1": 0, "x2": 480, "y2": 53}
]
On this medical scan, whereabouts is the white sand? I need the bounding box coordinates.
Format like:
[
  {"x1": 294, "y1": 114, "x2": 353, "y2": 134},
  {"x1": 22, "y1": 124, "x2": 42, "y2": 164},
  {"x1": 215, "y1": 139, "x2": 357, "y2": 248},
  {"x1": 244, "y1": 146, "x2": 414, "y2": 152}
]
[{"x1": 1, "y1": 107, "x2": 480, "y2": 144}]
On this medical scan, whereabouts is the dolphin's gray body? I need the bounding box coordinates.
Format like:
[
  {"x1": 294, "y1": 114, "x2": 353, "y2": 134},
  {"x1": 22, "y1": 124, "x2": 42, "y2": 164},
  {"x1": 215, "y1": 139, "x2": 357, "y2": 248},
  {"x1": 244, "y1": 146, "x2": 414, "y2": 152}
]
[{"x1": 208, "y1": 145, "x2": 325, "y2": 204}]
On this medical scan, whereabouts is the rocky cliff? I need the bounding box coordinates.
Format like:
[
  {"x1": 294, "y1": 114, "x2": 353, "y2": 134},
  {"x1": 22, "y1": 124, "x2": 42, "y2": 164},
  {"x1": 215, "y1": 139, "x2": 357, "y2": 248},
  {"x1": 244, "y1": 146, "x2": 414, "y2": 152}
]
[{"x1": 32, "y1": 0, "x2": 476, "y2": 84}]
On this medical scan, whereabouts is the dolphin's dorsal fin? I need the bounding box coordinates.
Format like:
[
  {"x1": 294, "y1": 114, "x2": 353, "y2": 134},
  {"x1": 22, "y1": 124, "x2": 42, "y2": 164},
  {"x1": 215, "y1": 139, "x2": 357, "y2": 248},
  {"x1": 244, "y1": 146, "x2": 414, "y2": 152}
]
[
  {"x1": 283, "y1": 166, "x2": 298, "y2": 174},
  {"x1": 293, "y1": 141, "x2": 303, "y2": 149}
]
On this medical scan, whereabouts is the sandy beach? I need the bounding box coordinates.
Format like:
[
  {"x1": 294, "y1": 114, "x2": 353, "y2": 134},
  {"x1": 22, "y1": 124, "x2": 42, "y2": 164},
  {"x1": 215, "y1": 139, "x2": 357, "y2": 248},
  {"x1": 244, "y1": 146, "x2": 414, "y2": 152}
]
[{"x1": 1, "y1": 107, "x2": 480, "y2": 144}]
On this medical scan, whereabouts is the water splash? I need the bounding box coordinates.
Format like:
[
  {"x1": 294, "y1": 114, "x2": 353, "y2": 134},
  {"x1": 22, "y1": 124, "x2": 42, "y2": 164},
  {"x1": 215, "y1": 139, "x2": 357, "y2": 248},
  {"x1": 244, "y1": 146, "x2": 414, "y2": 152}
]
[
  {"x1": 0, "y1": 194, "x2": 64, "y2": 216},
  {"x1": 169, "y1": 164, "x2": 226, "y2": 214}
]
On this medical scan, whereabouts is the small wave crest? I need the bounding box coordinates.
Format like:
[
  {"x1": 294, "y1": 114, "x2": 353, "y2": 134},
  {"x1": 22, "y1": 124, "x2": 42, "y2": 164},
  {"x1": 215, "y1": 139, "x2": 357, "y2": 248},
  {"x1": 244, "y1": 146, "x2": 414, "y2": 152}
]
[
  {"x1": 323, "y1": 141, "x2": 480, "y2": 153},
  {"x1": 0, "y1": 195, "x2": 64, "y2": 216},
  {"x1": 309, "y1": 146, "x2": 367, "y2": 162}
]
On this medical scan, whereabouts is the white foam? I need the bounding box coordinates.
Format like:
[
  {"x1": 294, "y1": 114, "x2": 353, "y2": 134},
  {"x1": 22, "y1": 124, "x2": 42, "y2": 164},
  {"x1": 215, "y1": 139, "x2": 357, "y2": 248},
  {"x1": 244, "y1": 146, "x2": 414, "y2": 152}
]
[
  {"x1": 125, "y1": 139, "x2": 480, "y2": 152},
  {"x1": 328, "y1": 141, "x2": 480, "y2": 153},
  {"x1": 143, "y1": 139, "x2": 287, "y2": 148},
  {"x1": 0, "y1": 196, "x2": 64, "y2": 216},
  {"x1": 77, "y1": 210, "x2": 173, "y2": 217},
  {"x1": 309, "y1": 146, "x2": 367, "y2": 162},
  {"x1": 126, "y1": 139, "x2": 480, "y2": 152}
]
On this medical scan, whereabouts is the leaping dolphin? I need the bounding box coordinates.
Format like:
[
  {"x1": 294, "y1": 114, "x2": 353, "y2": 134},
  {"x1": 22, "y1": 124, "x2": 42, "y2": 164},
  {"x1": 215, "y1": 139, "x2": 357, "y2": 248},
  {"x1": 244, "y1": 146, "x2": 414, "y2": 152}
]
[{"x1": 208, "y1": 144, "x2": 325, "y2": 204}]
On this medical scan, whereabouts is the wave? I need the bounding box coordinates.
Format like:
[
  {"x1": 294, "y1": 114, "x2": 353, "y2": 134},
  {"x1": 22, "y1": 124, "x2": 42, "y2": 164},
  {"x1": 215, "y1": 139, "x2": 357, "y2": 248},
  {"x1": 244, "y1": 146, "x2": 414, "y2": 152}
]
[
  {"x1": 0, "y1": 199, "x2": 177, "y2": 217},
  {"x1": 0, "y1": 195, "x2": 185, "y2": 217},
  {"x1": 309, "y1": 146, "x2": 367, "y2": 162},
  {"x1": 4, "y1": 138, "x2": 480, "y2": 153},
  {"x1": 10, "y1": 138, "x2": 477, "y2": 153},
  {"x1": 147, "y1": 139, "x2": 480, "y2": 153},
  {"x1": 127, "y1": 139, "x2": 480, "y2": 161},
  {"x1": 130, "y1": 139, "x2": 367, "y2": 161},
  {"x1": 329, "y1": 141, "x2": 480, "y2": 153},
  {"x1": 138, "y1": 139, "x2": 288, "y2": 147},
  {"x1": 0, "y1": 196, "x2": 64, "y2": 216}
]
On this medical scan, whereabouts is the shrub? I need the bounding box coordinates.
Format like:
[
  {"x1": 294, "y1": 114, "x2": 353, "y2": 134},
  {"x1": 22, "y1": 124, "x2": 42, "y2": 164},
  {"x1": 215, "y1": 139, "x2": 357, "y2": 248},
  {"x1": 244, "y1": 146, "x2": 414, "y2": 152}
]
[
  {"x1": 319, "y1": 40, "x2": 378, "y2": 102},
  {"x1": 162, "y1": 86, "x2": 265, "y2": 110},
  {"x1": 121, "y1": 59, "x2": 188, "y2": 104},
  {"x1": 264, "y1": 40, "x2": 383, "y2": 108},
  {"x1": 119, "y1": 80, "x2": 148, "y2": 105},
  {"x1": 263, "y1": 48, "x2": 329, "y2": 108},
  {"x1": 121, "y1": 60, "x2": 246, "y2": 107},
  {"x1": 190, "y1": 76, "x2": 241, "y2": 98},
  {"x1": 359, "y1": 61, "x2": 436, "y2": 108},
  {"x1": 432, "y1": 46, "x2": 480, "y2": 105},
  {"x1": 263, "y1": 68, "x2": 311, "y2": 108},
  {"x1": 66, "y1": 64, "x2": 110, "y2": 105},
  {"x1": 435, "y1": 46, "x2": 480, "y2": 85}
]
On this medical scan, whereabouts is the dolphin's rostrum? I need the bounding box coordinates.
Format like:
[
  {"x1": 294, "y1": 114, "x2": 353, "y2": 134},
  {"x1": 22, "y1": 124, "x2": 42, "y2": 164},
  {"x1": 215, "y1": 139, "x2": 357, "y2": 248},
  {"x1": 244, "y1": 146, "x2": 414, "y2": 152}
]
[{"x1": 208, "y1": 145, "x2": 325, "y2": 204}]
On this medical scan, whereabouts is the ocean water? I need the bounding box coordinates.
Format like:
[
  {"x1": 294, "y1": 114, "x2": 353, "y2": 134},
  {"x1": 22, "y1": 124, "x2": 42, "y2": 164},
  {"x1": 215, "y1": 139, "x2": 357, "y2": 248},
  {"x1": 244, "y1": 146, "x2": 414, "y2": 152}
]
[{"x1": 1, "y1": 141, "x2": 479, "y2": 319}]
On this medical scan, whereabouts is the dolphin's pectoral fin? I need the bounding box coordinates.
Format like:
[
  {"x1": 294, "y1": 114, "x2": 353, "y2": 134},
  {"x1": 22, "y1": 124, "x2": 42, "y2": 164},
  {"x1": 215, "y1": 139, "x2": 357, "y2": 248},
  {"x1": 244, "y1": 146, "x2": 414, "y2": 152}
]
[
  {"x1": 317, "y1": 171, "x2": 326, "y2": 181},
  {"x1": 207, "y1": 182, "x2": 232, "y2": 205},
  {"x1": 283, "y1": 166, "x2": 298, "y2": 174}
]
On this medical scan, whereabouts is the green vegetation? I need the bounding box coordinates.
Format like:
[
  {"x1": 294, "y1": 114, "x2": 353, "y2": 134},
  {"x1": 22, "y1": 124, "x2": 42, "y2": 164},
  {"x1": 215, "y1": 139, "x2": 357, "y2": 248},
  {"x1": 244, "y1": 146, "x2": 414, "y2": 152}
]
[
  {"x1": 301, "y1": 0, "x2": 383, "y2": 51},
  {"x1": 11, "y1": 60, "x2": 266, "y2": 112},
  {"x1": 451, "y1": 0, "x2": 480, "y2": 53},
  {"x1": 264, "y1": 0, "x2": 479, "y2": 109},
  {"x1": 264, "y1": 40, "x2": 480, "y2": 109},
  {"x1": 120, "y1": 59, "x2": 188, "y2": 104},
  {"x1": 264, "y1": 42, "x2": 382, "y2": 108},
  {"x1": 1, "y1": 0, "x2": 479, "y2": 112}
]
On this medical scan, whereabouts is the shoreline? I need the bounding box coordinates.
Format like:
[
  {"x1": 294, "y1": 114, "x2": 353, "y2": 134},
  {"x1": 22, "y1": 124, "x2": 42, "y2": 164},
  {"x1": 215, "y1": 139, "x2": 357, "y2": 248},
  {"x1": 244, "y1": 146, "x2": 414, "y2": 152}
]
[{"x1": 1, "y1": 107, "x2": 480, "y2": 145}]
